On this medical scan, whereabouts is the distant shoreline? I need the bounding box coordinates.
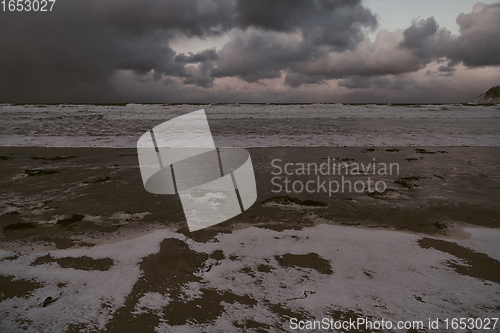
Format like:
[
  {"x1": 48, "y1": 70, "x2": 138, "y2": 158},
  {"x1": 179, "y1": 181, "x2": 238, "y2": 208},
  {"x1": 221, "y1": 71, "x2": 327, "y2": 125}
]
[{"x1": 1, "y1": 102, "x2": 499, "y2": 106}]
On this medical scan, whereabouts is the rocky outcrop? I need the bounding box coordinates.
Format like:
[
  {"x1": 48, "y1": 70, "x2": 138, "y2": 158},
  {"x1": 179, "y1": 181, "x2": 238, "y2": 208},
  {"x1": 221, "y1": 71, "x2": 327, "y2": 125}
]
[{"x1": 469, "y1": 85, "x2": 500, "y2": 104}]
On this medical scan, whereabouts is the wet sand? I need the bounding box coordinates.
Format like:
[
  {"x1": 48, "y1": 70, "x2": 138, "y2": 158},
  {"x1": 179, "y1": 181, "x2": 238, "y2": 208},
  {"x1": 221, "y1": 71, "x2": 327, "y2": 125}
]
[
  {"x1": 0, "y1": 146, "x2": 499, "y2": 332},
  {"x1": 0, "y1": 146, "x2": 499, "y2": 247}
]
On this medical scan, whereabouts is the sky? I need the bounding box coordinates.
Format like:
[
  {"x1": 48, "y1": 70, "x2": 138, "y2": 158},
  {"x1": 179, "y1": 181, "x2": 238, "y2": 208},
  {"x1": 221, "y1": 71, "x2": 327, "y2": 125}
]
[{"x1": 0, "y1": 0, "x2": 499, "y2": 103}]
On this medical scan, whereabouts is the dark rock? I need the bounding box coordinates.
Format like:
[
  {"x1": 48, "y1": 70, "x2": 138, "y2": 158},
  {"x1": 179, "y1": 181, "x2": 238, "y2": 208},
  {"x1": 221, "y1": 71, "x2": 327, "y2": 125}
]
[{"x1": 469, "y1": 85, "x2": 500, "y2": 103}]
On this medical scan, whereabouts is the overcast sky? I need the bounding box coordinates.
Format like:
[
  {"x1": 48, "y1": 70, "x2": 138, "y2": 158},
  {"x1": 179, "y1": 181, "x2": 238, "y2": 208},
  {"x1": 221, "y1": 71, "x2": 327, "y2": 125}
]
[{"x1": 0, "y1": 0, "x2": 499, "y2": 103}]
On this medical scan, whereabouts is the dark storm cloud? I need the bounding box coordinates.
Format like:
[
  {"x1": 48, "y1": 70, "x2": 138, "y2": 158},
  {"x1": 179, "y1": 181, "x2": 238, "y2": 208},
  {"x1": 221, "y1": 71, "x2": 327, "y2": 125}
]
[
  {"x1": 0, "y1": 0, "x2": 378, "y2": 102},
  {"x1": 211, "y1": 0, "x2": 378, "y2": 83},
  {"x1": 447, "y1": 2, "x2": 500, "y2": 67},
  {"x1": 0, "y1": 1, "x2": 116, "y2": 102},
  {"x1": 117, "y1": 34, "x2": 187, "y2": 78},
  {"x1": 0, "y1": 0, "x2": 229, "y2": 102},
  {"x1": 400, "y1": 3, "x2": 500, "y2": 69},
  {"x1": 399, "y1": 17, "x2": 440, "y2": 59},
  {"x1": 235, "y1": 0, "x2": 377, "y2": 50},
  {"x1": 173, "y1": 49, "x2": 218, "y2": 87},
  {"x1": 182, "y1": 65, "x2": 215, "y2": 88},
  {"x1": 0, "y1": 0, "x2": 238, "y2": 102},
  {"x1": 93, "y1": 0, "x2": 236, "y2": 37},
  {"x1": 211, "y1": 31, "x2": 316, "y2": 82},
  {"x1": 1, "y1": 0, "x2": 499, "y2": 102}
]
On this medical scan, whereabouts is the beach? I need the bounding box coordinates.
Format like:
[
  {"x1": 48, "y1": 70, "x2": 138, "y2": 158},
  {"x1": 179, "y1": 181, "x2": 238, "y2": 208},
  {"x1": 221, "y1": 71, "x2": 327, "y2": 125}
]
[
  {"x1": 1, "y1": 143, "x2": 499, "y2": 332},
  {"x1": 3, "y1": 0, "x2": 500, "y2": 330}
]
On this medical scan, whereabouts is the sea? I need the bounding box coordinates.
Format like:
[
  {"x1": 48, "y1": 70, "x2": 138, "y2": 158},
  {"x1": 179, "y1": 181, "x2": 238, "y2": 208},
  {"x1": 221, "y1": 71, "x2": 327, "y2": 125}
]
[{"x1": 0, "y1": 103, "x2": 499, "y2": 147}]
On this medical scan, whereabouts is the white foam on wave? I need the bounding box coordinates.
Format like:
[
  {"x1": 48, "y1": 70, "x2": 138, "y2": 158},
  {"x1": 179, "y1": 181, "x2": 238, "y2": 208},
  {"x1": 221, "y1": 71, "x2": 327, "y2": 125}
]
[{"x1": 0, "y1": 104, "x2": 499, "y2": 148}]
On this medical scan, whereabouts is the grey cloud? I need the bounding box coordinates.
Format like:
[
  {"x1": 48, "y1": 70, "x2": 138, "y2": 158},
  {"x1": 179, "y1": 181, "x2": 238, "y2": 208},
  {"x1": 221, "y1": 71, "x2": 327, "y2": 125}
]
[
  {"x1": 0, "y1": 0, "x2": 227, "y2": 102},
  {"x1": 436, "y1": 58, "x2": 458, "y2": 74},
  {"x1": 437, "y1": 63, "x2": 456, "y2": 74},
  {"x1": 117, "y1": 35, "x2": 187, "y2": 79},
  {"x1": 174, "y1": 49, "x2": 218, "y2": 87},
  {"x1": 211, "y1": 31, "x2": 314, "y2": 82},
  {"x1": 339, "y1": 76, "x2": 386, "y2": 89},
  {"x1": 211, "y1": 0, "x2": 378, "y2": 83},
  {"x1": 175, "y1": 49, "x2": 218, "y2": 63},
  {"x1": 284, "y1": 73, "x2": 328, "y2": 88},
  {"x1": 235, "y1": 0, "x2": 312, "y2": 32},
  {"x1": 448, "y1": 2, "x2": 500, "y2": 67},
  {"x1": 281, "y1": 29, "x2": 426, "y2": 87},
  {"x1": 0, "y1": 1, "x2": 117, "y2": 102},
  {"x1": 235, "y1": 0, "x2": 377, "y2": 50},
  {"x1": 93, "y1": 0, "x2": 237, "y2": 37},
  {"x1": 182, "y1": 66, "x2": 214, "y2": 88},
  {"x1": 0, "y1": 0, "x2": 378, "y2": 102},
  {"x1": 286, "y1": 2, "x2": 500, "y2": 89},
  {"x1": 400, "y1": 3, "x2": 500, "y2": 68},
  {"x1": 399, "y1": 17, "x2": 439, "y2": 59},
  {"x1": 338, "y1": 76, "x2": 415, "y2": 90},
  {"x1": 1, "y1": 0, "x2": 498, "y2": 103}
]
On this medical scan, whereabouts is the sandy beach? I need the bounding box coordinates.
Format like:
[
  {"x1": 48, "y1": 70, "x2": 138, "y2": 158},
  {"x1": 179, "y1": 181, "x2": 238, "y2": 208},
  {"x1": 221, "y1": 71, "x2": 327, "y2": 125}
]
[
  {"x1": 1, "y1": 146, "x2": 499, "y2": 332},
  {"x1": 2, "y1": 0, "x2": 500, "y2": 331}
]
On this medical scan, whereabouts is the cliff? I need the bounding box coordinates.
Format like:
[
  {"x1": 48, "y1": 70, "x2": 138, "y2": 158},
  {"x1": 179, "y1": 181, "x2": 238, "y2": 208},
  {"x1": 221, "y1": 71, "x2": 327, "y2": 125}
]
[{"x1": 469, "y1": 85, "x2": 500, "y2": 104}]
